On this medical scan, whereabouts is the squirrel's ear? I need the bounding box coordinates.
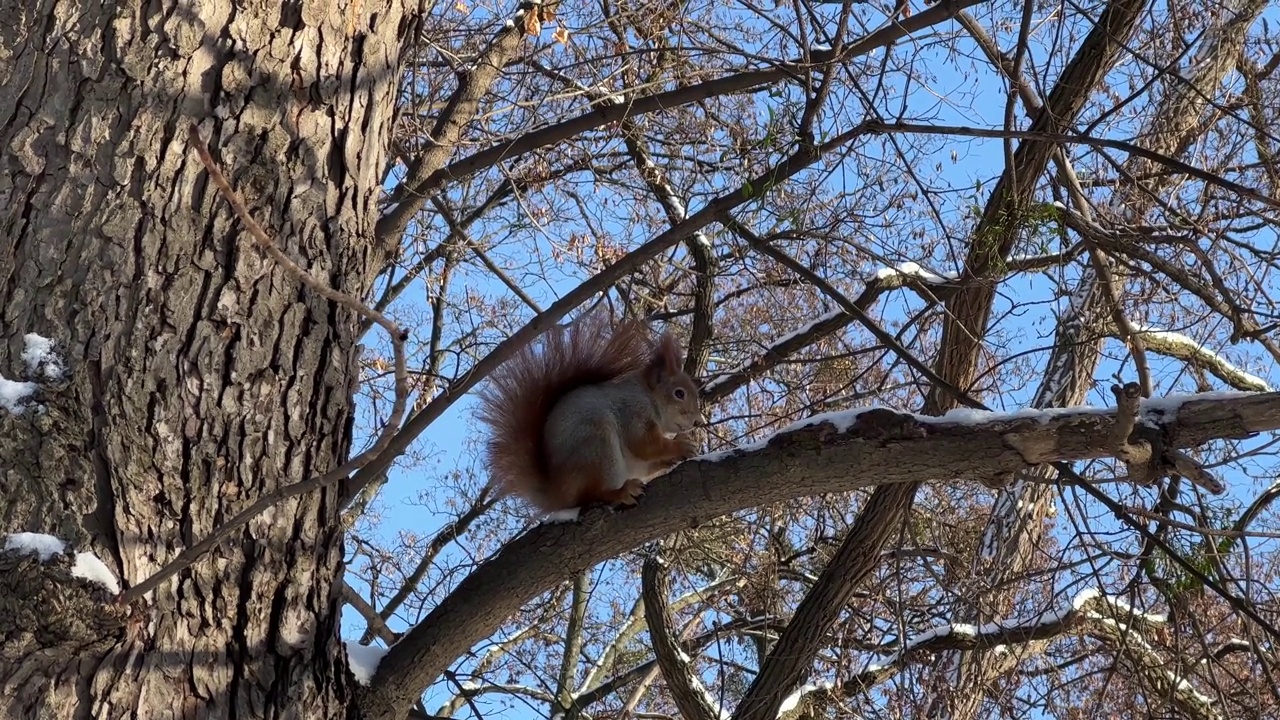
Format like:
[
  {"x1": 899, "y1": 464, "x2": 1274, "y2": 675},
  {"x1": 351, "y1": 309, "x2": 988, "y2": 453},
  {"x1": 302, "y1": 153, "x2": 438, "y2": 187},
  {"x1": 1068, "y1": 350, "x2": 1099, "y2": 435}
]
[
  {"x1": 657, "y1": 333, "x2": 682, "y2": 373},
  {"x1": 644, "y1": 333, "x2": 682, "y2": 387}
]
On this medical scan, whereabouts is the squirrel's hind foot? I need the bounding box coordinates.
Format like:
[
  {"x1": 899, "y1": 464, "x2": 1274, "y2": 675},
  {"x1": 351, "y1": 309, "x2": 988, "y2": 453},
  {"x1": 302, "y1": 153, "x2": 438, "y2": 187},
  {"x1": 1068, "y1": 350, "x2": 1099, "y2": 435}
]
[
  {"x1": 584, "y1": 478, "x2": 646, "y2": 509},
  {"x1": 613, "y1": 478, "x2": 646, "y2": 506}
]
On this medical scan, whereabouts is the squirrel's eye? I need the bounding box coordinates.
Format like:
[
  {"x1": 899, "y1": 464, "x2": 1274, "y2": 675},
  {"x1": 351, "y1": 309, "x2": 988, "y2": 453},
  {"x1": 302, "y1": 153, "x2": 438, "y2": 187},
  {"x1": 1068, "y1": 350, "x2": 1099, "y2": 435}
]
[{"x1": 673, "y1": 388, "x2": 686, "y2": 400}]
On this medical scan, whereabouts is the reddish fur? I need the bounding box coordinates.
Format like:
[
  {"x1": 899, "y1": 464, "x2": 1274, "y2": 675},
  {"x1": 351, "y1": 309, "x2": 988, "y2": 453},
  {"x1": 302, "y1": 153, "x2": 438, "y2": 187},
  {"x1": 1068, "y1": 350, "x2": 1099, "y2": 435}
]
[
  {"x1": 643, "y1": 333, "x2": 682, "y2": 389},
  {"x1": 475, "y1": 311, "x2": 657, "y2": 512},
  {"x1": 627, "y1": 421, "x2": 685, "y2": 462}
]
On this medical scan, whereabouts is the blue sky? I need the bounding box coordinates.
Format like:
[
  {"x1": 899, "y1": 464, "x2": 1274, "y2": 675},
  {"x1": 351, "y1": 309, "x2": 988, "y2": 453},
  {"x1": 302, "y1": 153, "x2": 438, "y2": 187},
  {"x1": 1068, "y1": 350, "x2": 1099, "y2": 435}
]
[{"x1": 338, "y1": 1, "x2": 1280, "y2": 716}]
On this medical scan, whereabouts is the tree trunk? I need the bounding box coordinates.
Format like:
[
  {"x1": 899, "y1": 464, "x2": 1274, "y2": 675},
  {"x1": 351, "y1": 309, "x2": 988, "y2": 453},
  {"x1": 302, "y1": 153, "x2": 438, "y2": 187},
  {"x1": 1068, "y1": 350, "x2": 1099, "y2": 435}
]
[{"x1": 0, "y1": 1, "x2": 404, "y2": 717}]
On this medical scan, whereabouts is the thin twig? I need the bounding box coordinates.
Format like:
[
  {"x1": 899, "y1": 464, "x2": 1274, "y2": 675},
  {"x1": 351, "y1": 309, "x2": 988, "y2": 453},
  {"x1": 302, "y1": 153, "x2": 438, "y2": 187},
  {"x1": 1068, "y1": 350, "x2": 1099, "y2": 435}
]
[
  {"x1": 429, "y1": 195, "x2": 542, "y2": 313},
  {"x1": 864, "y1": 121, "x2": 1280, "y2": 210},
  {"x1": 727, "y1": 218, "x2": 984, "y2": 411},
  {"x1": 187, "y1": 125, "x2": 405, "y2": 340},
  {"x1": 1122, "y1": 508, "x2": 1280, "y2": 539},
  {"x1": 119, "y1": 126, "x2": 412, "y2": 603},
  {"x1": 1053, "y1": 145, "x2": 1154, "y2": 397}
]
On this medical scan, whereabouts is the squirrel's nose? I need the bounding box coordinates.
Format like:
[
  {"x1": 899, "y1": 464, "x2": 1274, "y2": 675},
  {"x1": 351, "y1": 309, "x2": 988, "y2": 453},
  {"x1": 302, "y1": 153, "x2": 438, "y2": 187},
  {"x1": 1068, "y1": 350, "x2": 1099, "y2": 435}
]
[{"x1": 694, "y1": 414, "x2": 708, "y2": 428}]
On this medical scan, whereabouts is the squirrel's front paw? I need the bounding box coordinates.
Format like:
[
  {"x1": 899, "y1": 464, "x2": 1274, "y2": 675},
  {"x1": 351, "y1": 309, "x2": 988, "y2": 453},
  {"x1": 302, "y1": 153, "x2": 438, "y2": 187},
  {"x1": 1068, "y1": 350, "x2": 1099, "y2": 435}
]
[{"x1": 676, "y1": 433, "x2": 701, "y2": 458}]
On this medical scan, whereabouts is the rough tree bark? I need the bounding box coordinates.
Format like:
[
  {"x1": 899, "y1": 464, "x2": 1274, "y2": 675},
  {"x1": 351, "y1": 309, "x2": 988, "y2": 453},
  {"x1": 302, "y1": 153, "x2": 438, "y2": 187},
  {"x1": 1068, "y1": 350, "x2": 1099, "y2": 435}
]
[{"x1": 0, "y1": 1, "x2": 405, "y2": 717}]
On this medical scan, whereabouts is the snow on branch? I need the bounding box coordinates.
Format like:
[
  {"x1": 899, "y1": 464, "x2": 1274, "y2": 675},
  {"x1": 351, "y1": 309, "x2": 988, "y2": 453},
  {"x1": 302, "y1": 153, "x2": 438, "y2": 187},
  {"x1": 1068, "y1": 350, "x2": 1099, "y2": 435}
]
[
  {"x1": 345, "y1": 641, "x2": 390, "y2": 686},
  {"x1": 870, "y1": 260, "x2": 959, "y2": 286},
  {"x1": 774, "y1": 682, "x2": 834, "y2": 719},
  {"x1": 3, "y1": 532, "x2": 121, "y2": 594},
  {"x1": 843, "y1": 589, "x2": 1217, "y2": 719},
  {"x1": 1131, "y1": 325, "x2": 1272, "y2": 392},
  {"x1": 356, "y1": 390, "x2": 1280, "y2": 720},
  {"x1": 702, "y1": 261, "x2": 963, "y2": 400}
]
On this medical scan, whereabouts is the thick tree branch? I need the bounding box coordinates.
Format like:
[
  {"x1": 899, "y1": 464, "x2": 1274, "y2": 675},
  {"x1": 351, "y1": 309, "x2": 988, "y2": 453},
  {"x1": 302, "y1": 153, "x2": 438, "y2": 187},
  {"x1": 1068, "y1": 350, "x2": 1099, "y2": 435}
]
[
  {"x1": 840, "y1": 590, "x2": 1220, "y2": 720},
  {"x1": 641, "y1": 550, "x2": 720, "y2": 720},
  {"x1": 354, "y1": 391, "x2": 1280, "y2": 720},
  {"x1": 377, "y1": 1, "x2": 558, "y2": 245},
  {"x1": 554, "y1": 572, "x2": 591, "y2": 714},
  {"x1": 730, "y1": 474, "x2": 915, "y2": 720}
]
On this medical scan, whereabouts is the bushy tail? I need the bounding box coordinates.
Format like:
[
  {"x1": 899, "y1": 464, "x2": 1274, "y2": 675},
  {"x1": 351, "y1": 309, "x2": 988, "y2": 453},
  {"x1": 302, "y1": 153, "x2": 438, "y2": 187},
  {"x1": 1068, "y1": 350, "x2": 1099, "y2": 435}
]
[{"x1": 475, "y1": 311, "x2": 654, "y2": 510}]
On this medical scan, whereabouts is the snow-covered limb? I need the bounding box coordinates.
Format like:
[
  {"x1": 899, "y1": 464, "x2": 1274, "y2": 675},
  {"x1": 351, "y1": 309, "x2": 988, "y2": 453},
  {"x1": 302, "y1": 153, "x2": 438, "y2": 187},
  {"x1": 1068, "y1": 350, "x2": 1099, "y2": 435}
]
[
  {"x1": 368, "y1": 390, "x2": 1280, "y2": 713},
  {"x1": 702, "y1": 261, "x2": 967, "y2": 399},
  {"x1": 703, "y1": 258, "x2": 964, "y2": 401},
  {"x1": 1087, "y1": 611, "x2": 1221, "y2": 720},
  {"x1": 1130, "y1": 325, "x2": 1271, "y2": 392},
  {"x1": 431, "y1": 681, "x2": 556, "y2": 705},
  {"x1": 701, "y1": 389, "x2": 1259, "y2": 465},
  {"x1": 870, "y1": 260, "x2": 959, "y2": 285},
  {"x1": 542, "y1": 508, "x2": 582, "y2": 524},
  {"x1": 704, "y1": 251, "x2": 1068, "y2": 401},
  {"x1": 775, "y1": 681, "x2": 834, "y2": 718},
  {"x1": 861, "y1": 589, "x2": 1165, "y2": 672},
  {"x1": 850, "y1": 588, "x2": 1219, "y2": 719}
]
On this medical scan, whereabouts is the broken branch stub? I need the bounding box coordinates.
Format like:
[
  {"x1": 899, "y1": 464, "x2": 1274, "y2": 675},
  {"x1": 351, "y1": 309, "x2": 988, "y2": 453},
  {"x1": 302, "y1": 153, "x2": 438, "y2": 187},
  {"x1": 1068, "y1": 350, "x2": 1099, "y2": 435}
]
[
  {"x1": 1111, "y1": 382, "x2": 1155, "y2": 484},
  {"x1": 1107, "y1": 381, "x2": 1224, "y2": 494}
]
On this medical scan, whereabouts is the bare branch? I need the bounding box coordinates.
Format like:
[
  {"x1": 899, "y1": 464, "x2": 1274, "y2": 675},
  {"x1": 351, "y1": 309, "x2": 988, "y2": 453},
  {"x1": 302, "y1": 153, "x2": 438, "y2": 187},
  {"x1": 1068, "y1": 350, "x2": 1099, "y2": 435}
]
[
  {"x1": 359, "y1": 490, "x2": 498, "y2": 644},
  {"x1": 864, "y1": 121, "x2": 1280, "y2": 210},
  {"x1": 344, "y1": 583, "x2": 400, "y2": 645},
  {"x1": 411, "y1": 0, "x2": 988, "y2": 197},
  {"x1": 641, "y1": 550, "x2": 720, "y2": 720},
  {"x1": 377, "y1": 1, "x2": 558, "y2": 245},
  {"x1": 354, "y1": 391, "x2": 1280, "y2": 720},
  {"x1": 842, "y1": 590, "x2": 1220, "y2": 720}
]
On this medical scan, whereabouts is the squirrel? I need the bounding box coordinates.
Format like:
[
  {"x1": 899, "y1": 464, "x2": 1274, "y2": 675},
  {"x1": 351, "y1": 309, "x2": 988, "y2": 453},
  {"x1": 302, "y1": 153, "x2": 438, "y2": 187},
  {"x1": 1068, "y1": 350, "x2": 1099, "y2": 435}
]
[{"x1": 476, "y1": 311, "x2": 705, "y2": 513}]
